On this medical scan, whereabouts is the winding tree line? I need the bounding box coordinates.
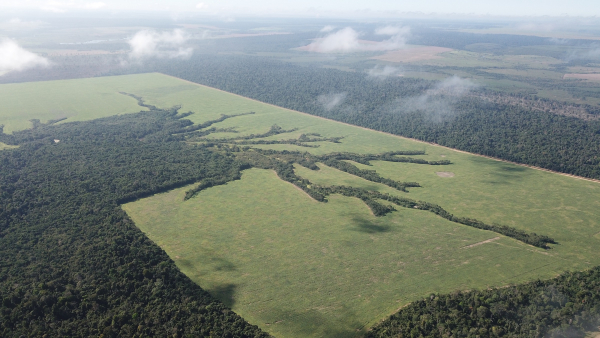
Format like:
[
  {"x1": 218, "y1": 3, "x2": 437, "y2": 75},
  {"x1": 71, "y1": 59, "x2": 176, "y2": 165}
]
[
  {"x1": 144, "y1": 55, "x2": 600, "y2": 180},
  {"x1": 0, "y1": 96, "x2": 590, "y2": 337},
  {"x1": 0, "y1": 108, "x2": 269, "y2": 337}
]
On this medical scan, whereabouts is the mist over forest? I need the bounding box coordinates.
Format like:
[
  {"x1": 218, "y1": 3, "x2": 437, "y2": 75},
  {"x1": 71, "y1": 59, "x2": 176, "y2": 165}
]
[{"x1": 1, "y1": 5, "x2": 600, "y2": 338}]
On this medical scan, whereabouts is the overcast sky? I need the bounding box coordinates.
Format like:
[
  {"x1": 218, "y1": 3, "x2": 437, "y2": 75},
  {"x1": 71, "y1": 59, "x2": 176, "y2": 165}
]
[{"x1": 0, "y1": 0, "x2": 598, "y2": 17}]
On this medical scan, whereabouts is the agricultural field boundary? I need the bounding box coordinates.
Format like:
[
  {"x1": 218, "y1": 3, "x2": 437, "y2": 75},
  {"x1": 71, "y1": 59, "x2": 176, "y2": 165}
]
[{"x1": 160, "y1": 73, "x2": 600, "y2": 185}]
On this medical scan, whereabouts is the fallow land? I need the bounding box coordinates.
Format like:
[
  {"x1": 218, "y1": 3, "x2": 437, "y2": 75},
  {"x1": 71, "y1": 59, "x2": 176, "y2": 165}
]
[{"x1": 1, "y1": 73, "x2": 600, "y2": 337}]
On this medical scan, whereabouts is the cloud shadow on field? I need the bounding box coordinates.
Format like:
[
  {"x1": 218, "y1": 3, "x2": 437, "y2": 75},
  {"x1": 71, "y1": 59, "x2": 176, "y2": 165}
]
[
  {"x1": 265, "y1": 306, "x2": 365, "y2": 338},
  {"x1": 351, "y1": 216, "x2": 392, "y2": 234},
  {"x1": 469, "y1": 156, "x2": 531, "y2": 185},
  {"x1": 209, "y1": 283, "x2": 238, "y2": 308}
]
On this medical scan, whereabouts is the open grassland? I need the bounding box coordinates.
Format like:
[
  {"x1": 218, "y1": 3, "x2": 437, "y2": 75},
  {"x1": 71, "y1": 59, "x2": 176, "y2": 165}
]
[
  {"x1": 112, "y1": 74, "x2": 600, "y2": 336},
  {"x1": 370, "y1": 45, "x2": 453, "y2": 63},
  {"x1": 0, "y1": 142, "x2": 17, "y2": 150},
  {"x1": 0, "y1": 75, "x2": 150, "y2": 134},
  {"x1": 409, "y1": 50, "x2": 561, "y2": 69},
  {"x1": 3, "y1": 73, "x2": 600, "y2": 337}
]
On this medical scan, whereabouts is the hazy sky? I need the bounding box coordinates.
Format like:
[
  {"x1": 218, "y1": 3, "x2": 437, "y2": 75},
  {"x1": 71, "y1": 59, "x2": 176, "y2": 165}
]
[{"x1": 0, "y1": 0, "x2": 598, "y2": 17}]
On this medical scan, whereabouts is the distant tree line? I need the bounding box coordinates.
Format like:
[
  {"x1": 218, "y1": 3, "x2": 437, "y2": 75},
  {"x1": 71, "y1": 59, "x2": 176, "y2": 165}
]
[{"x1": 147, "y1": 55, "x2": 600, "y2": 180}]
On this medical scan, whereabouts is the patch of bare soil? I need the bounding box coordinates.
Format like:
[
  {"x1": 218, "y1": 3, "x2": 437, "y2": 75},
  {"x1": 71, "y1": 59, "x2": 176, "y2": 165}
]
[
  {"x1": 463, "y1": 237, "x2": 500, "y2": 249},
  {"x1": 436, "y1": 172, "x2": 455, "y2": 178},
  {"x1": 371, "y1": 46, "x2": 453, "y2": 63}
]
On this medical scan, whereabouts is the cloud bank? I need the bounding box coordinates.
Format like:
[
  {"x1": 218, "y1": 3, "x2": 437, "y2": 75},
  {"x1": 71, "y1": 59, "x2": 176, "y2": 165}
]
[
  {"x1": 128, "y1": 29, "x2": 193, "y2": 60},
  {"x1": 0, "y1": 39, "x2": 50, "y2": 76},
  {"x1": 305, "y1": 26, "x2": 410, "y2": 53},
  {"x1": 320, "y1": 25, "x2": 335, "y2": 33}
]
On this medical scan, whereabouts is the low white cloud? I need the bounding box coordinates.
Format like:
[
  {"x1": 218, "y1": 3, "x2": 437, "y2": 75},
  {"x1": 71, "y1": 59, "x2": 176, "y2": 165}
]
[
  {"x1": 367, "y1": 65, "x2": 403, "y2": 79},
  {"x1": 196, "y1": 3, "x2": 206, "y2": 9},
  {"x1": 375, "y1": 26, "x2": 406, "y2": 36},
  {"x1": 429, "y1": 75, "x2": 478, "y2": 97},
  {"x1": 515, "y1": 22, "x2": 556, "y2": 32},
  {"x1": 565, "y1": 46, "x2": 600, "y2": 62},
  {"x1": 128, "y1": 29, "x2": 193, "y2": 60},
  {"x1": 396, "y1": 76, "x2": 477, "y2": 122},
  {"x1": 0, "y1": 39, "x2": 50, "y2": 76},
  {"x1": 306, "y1": 27, "x2": 360, "y2": 53},
  {"x1": 320, "y1": 25, "x2": 335, "y2": 33},
  {"x1": 317, "y1": 92, "x2": 347, "y2": 111},
  {"x1": 305, "y1": 26, "x2": 410, "y2": 53}
]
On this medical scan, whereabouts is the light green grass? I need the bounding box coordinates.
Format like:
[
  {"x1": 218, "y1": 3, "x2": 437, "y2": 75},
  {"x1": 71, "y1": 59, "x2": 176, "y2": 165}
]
[
  {"x1": 0, "y1": 142, "x2": 17, "y2": 150},
  {"x1": 123, "y1": 169, "x2": 565, "y2": 338},
  {"x1": 0, "y1": 75, "x2": 152, "y2": 134},
  {"x1": 117, "y1": 74, "x2": 600, "y2": 336},
  {"x1": 4, "y1": 73, "x2": 600, "y2": 337},
  {"x1": 413, "y1": 50, "x2": 561, "y2": 69}
]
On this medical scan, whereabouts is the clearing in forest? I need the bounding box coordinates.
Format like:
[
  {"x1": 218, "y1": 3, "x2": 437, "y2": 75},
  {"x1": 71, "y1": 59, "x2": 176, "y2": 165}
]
[
  {"x1": 371, "y1": 45, "x2": 453, "y2": 62},
  {"x1": 2, "y1": 73, "x2": 600, "y2": 338},
  {"x1": 564, "y1": 73, "x2": 600, "y2": 81}
]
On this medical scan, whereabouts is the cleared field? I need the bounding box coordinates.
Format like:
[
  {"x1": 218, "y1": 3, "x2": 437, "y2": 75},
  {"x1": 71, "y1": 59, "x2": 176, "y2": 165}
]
[
  {"x1": 3, "y1": 73, "x2": 600, "y2": 337},
  {"x1": 564, "y1": 73, "x2": 600, "y2": 81},
  {"x1": 456, "y1": 28, "x2": 600, "y2": 41},
  {"x1": 370, "y1": 45, "x2": 453, "y2": 63},
  {"x1": 484, "y1": 68, "x2": 565, "y2": 80},
  {"x1": 411, "y1": 50, "x2": 561, "y2": 69},
  {"x1": 0, "y1": 75, "x2": 149, "y2": 134},
  {"x1": 0, "y1": 142, "x2": 17, "y2": 150},
  {"x1": 115, "y1": 74, "x2": 600, "y2": 336}
]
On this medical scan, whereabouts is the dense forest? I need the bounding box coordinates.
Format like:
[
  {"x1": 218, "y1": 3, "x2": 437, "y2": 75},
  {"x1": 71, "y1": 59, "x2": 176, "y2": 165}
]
[
  {"x1": 131, "y1": 55, "x2": 600, "y2": 180},
  {"x1": 367, "y1": 267, "x2": 600, "y2": 338},
  {"x1": 0, "y1": 108, "x2": 269, "y2": 337},
  {"x1": 0, "y1": 96, "x2": 578, "y2": 336}
]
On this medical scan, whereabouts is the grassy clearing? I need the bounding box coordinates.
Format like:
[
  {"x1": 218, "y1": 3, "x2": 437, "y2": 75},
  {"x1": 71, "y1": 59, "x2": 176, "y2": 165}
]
[
  {"x1": 0, "y1": 75, "x2": 151, "y2": 134},
  {"x1": 123, "y1": 169, "x2": 565, "y2": 338},
  {"x1": 370, "y1": 45, "x2": 453, "y2": 63},
  {"x1": 0, "y1": 142, "x2": 17, "y2": 150},
  {"x1": 117, "y1": 74, "x2": 600, "y2": 336},
  {"x1": 411, "y1": 50, "x2": 562, "y2": 69},
  {"x1": 4, "y1": 73, "x2": 600, "y2": 337}
]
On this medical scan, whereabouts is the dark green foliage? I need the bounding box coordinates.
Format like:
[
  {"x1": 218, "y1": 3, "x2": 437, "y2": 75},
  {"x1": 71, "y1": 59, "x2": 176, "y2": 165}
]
[
  {"x1": 221, "y1": 147, "x2": 555, "y2": 248},
  {"x1": 0, "y1": 95, "x2": 561, "y2": 337},
  {"x1": 152, "y1": 55, "x2": 600, "y2": 180},
  {"x1": 367, "y1": 267, "x2": 600, "y2": 338},
  {"x1": 0, "y1": 109, "x2": 269, "y2": 337}
]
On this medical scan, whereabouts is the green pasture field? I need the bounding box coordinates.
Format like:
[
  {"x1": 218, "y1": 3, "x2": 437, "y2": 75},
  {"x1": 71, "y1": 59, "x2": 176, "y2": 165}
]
[
  {"x1": 0, "y1": 142, "x2": 17, "y2": 150},
  {"x1": 0, "y1": 75, "x2": 148, "y2": 134},
  {"x1": 2, "y1": 73, "x2": 600, "y2": 337}
]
